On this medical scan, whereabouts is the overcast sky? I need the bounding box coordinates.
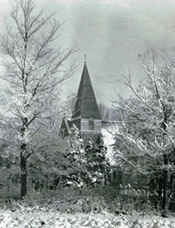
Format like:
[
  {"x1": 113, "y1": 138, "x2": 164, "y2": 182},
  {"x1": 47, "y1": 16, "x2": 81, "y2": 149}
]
[{"x1": 1, "y1": 0, "x2": 175, "y2": 107}]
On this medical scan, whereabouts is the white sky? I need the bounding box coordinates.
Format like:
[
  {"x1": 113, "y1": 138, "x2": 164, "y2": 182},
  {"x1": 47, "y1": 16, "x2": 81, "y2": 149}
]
[{"x1": 1, "y1": 0, "x2": 175, "y2": 107}]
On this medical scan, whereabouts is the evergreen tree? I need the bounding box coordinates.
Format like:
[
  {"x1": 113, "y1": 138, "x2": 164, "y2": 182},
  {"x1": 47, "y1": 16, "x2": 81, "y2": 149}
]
[
  {"x1": 64, "y1": 125, "x2": 111, "y2": 188},
  {"x1": 85, "y1": 138, "x2": 111, "y2": 187}
]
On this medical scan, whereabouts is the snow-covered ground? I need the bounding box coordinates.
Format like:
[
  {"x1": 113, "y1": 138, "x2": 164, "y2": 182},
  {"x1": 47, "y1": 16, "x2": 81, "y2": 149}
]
[{"x1": 1, "y1": 208, "x2": 175, "y2": 228}]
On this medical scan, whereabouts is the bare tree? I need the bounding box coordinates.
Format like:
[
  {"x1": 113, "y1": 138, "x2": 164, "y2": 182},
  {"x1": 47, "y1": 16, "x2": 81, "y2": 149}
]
[
  {"x1": 0, "y1": 0, "x2": 76, "y2": 198},
  {"x1": 98, "y1": 103, "x2": 111, "y2": 121},
  {"x1": 113, "y1": 47, "x2": 175, "y2": 216},
  {"x1": 64, "y1": 92, "x2": 76, "y2": 116}
]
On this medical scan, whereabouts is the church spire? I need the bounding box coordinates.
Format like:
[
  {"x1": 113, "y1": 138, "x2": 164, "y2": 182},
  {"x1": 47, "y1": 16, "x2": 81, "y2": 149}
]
[
  {"x1": 72, "y1": 59, "x2": 101, "y2": 120},
  {"x1": 84, "y1": 54, "x2": 87, "y2": 65}
]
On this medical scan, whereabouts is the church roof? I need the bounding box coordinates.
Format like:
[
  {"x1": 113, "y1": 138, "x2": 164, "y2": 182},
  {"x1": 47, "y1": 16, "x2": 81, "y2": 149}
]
[
  {"x1": 59, "y1": 117, "x2": 72, "y2": 137},
  {"x1": 72, "y1": 62, "x2": 101, "y2": 120}
]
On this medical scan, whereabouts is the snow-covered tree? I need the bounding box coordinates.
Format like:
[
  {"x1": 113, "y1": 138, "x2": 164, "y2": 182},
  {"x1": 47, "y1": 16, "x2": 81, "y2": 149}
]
[
  {"x1": 62, "y1": 125, "x2": 86, "y2": 189},
  {"x1": 85, "y1": 138, "x2": 111, "y2": 187},
  {"x1": 61, "y1": 125, "x2": 111, "y2": 189},
  {"x1": 113, "y1": 47, "x2": 175, "y2": 216},
  {"x1": 0, "y1": 0, "x2": 76, "y2": 198},
  {"x1": 98, "y1": 103, "x2": 111, "y2": 121}
]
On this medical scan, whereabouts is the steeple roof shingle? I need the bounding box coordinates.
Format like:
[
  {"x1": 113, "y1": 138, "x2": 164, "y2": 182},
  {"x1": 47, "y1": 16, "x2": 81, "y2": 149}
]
[{"x1": 72, "y1": 62, "x2": 101, "y2": 120}]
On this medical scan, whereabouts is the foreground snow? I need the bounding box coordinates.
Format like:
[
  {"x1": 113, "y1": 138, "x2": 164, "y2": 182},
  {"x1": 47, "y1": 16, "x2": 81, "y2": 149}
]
[{"x1": 1, "y1": 208, "x2": 175, "y2": 228}]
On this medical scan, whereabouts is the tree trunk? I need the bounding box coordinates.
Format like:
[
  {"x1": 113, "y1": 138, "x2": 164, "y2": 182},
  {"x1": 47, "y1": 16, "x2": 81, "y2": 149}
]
[
  {"x1": 162, "y1": 108, "x2": 169, "y2": 217},
  {"x1": 20, "y1": 145, "x2": 27, "y2": 199},
  {"x1": 162, "y1": 153, "x2": 168, "y2": 217}
]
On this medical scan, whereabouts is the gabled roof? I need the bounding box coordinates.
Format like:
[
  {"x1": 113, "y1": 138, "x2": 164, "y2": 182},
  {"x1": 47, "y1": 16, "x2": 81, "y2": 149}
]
[
  {"x1": 72, "y1": 62, "x2": 101, "y2": 120},
  {"x1": 59, "y1": 118, "x2": 72, "y2": 137}
]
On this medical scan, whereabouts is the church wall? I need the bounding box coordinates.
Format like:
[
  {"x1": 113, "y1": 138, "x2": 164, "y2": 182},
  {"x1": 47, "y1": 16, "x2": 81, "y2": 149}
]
[
  {"x1": 81, "y1": 119, "x2": 89, "y2": 131},
  {"x1": 94, "y1": 119, "x2": 101, "y2": 132},
  {"x1": 81, "y1": 119, "x2": 101, "y2": 132}
]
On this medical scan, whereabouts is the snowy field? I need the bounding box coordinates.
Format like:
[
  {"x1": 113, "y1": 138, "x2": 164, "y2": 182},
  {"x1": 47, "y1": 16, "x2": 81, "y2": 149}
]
[{"x1": 1, "y1": 208, "x2": 175, "y2": 227}]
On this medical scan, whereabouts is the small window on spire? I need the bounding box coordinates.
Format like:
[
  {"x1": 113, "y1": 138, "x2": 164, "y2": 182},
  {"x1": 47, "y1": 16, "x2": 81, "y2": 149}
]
[{"x1": 89, "y1": 119, "x2": 94, "y2": 130}]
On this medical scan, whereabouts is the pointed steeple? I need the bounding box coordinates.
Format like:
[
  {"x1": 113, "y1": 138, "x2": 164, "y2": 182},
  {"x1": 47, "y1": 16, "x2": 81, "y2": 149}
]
[{"x1": 72, "y1": 59, "x2": 101, "y2": 120}]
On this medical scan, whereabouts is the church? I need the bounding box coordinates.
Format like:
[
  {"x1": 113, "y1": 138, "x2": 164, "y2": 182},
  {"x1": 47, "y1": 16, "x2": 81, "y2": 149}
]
[{"x1": 60, "y1": 59, "x2": 102, "y2": 144}]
